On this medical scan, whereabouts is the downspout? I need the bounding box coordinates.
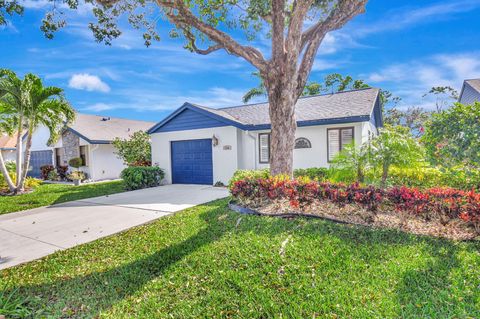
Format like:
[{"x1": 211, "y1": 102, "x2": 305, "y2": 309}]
[{"x1": 246, "y1": 131, "x2": 257, "y2": 170}]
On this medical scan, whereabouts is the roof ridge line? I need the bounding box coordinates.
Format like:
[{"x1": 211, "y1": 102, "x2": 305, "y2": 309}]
[
  {"x1": 218, "y1": 87, "x2": 378, "y2": 110},
  {"x1": 75, "y1": 112, "x2": 156, "y2": 124}
]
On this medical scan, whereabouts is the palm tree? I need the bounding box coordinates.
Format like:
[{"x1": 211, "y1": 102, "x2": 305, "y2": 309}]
[
  {"x1": 19, "y1": 77, "x2": 75, "y2": 189},
  {"x1": 0, "y1": 69, "x2": 75, "y2": 193},
  {"x1": 0, "y1": 69, "x2": 28, "y2": 187},
  {"x1": 0, "y1": 106, "x2": 17, "y2": 193}
]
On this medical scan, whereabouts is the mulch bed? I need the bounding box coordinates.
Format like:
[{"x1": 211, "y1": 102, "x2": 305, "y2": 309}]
[{"x1": 229, "y1": 200, "x2": 479, "y2": 241}]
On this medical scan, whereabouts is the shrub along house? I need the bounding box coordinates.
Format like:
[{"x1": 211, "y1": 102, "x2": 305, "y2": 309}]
[
  {"x1": 149, "y1": 88, "x2": 383, "y2": 185},
  {"x1": 52, "y1": 113, "x2": 154, "y2": 181}
]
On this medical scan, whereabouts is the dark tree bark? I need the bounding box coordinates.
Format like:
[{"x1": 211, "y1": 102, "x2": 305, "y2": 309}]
[{"x1": 266, "y1": 77, "x2": 298, "y2": 175}]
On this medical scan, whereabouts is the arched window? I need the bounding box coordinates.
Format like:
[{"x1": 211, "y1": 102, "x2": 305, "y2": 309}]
[{"x1": 294, "y1": 137, "x2": 311, "y2": 149}]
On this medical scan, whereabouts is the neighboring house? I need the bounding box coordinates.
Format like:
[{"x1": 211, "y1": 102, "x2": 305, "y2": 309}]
[
  {"x1": 52, "y1": 113, "x2": 154, "y2": 181},
  {"x1": 0, "y1": 134, "x2": 18, "y2": 162},
  {"x1": 459, "y1": 79, "x2": 480, "y2": 105},
  {"x1": 0, "y1": 129, "x2": 54, "y2": 177},
  {"x1": 149, "y1": 88, "x2": 383, "y2": 185}
]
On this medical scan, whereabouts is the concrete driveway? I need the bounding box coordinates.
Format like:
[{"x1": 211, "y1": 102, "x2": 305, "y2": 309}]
[{"x1": 0, "y1": 184, "x2": 228, "y2": 270}]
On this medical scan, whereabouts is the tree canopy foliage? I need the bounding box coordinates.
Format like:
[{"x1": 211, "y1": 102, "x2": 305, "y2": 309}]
[
  {"x1": 422, "y1": 102, "x2": 480, "y2": 168},
  {"x1": 113, "y1": 131, "x2": 152, "y2": 166}
]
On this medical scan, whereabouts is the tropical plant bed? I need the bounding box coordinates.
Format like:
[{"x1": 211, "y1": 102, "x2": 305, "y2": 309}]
[
  {"x1": 230, "y1": 177, "x2": 480, "y2": 241},
  {"x1": 229, "y1": 200, "x2": 478, "y2": 241}
]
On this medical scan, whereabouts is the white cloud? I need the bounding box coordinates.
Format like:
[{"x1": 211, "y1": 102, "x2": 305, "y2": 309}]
[
  {"x1": 356, "y1": 0, "x2": 480, "y2": 36},
  {"x1": 81, "y1": 103, "x2": 114, "y2": 112},
  {"x1": 68, "y1": 74, "x2": 110, "y2": 93},
  {"x1": 79, "y1": 86, "x2": 248, "y2": 113},
  {"x1": 365, "y1": 51, "x2": 480, "y2": 110}
]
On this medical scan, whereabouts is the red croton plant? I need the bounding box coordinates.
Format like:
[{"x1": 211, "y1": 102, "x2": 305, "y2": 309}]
[{"x1": 230, "y1": 177, "x2": 480, "y2": 232}]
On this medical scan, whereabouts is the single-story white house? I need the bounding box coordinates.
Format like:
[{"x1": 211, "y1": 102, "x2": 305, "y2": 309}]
[
  {"x1": 149, "y1": 88, "x2": 383, "y2": 185},
  {"x1": 51, "y1": 113, "x2": 154, "y2": 181},
  {"x1": 459, "y1": 79, "x2": 480, "y2": 105},
  {"x1": 0, "y1": 134, "x2": 18, "y2": 163},
  {"x1": 0, "y1": 127, "x2": 54, "y2": 177}
]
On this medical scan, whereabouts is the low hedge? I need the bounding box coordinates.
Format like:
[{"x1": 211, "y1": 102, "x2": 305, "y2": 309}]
[
  {"x1": 120, "y1": 166, "x2": 165, "y2": 190},
  {"x1": 293, "y1": 167, "x2": 329, "y2": 181},
  {"x1": 230, "y1": 176, "x2": 480, "y2": 232}
]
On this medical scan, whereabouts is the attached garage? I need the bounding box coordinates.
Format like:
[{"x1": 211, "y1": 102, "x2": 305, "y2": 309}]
[
  {"x1": 28, "y1": 150, "x2": 53, "y2": 178},
  {"x1": 171, "y1": 139, "x2": 213, "y2": 185}
]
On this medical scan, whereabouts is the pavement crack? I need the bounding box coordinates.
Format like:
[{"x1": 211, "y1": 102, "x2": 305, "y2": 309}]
[{"x1": 0, "y1": 227, "x2": 66, "y2": 249}]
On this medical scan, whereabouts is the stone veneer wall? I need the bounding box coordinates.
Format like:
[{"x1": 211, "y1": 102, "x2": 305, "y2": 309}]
[{"x1": 61, "y1": 130, "x2": 80, "y2": 164}]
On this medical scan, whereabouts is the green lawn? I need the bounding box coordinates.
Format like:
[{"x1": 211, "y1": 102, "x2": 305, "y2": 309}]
[
  {"x1": 1, "y1": 199, "x2": 479, "y2": 318},
  {"x1": 0, "y1": 181, "x2": 126, "y2": 215}
]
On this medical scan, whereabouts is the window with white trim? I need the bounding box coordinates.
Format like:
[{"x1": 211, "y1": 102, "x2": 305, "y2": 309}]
[
  {"x1": 258, "y1": 133, "x2": 270, "y2": 163},
  {"x1": 327, "y1": 127, "x2": 354, "y2": 162}
]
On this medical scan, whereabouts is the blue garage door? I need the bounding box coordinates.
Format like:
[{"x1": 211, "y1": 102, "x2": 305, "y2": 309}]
[
  {"x1": 171, "y1": 139, "x2": 213, "y2": 185},
  {"x1": 29, "y1": 150, "x2": 53, "y2": 178}
]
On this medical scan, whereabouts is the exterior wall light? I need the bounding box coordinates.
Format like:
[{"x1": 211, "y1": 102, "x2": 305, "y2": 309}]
[{"x1": 212, "y1": 134, "x2": 219, "y2": 147}]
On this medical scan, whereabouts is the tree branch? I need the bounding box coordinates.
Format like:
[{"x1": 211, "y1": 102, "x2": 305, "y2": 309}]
[
  {"x1": 296, "y1": 0, "x2": 367, "y2": 95},
  {"x1": 285, "y1": 0, "x2": 315, "y2": 59},
  {"x1": 300, "y1": 0, "x2": 367, "y2": 52},
  {"x1": 271, "y1": 0, "x2": 286, "y2": 64},
  {"x1": 182, "y1": 27, "x2": 223, "y2": 55},
  {"x1": 157, "y1": 0, "x2": 268, "y2": 72}
]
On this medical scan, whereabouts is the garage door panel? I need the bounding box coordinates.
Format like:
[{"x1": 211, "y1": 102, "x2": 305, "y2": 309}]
[
  {"x1": 171, "y1": 139, "x2": 213, "y2": 185},
  {"x1": 28, "y1": 150, "x2": 53, "y2": 178}
]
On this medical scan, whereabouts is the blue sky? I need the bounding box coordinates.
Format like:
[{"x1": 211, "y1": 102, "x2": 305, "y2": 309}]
[{"x1": 1, "y1": 0, "x2": 480, "y2": 122}]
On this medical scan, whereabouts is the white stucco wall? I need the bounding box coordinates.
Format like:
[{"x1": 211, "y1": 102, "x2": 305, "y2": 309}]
[
  {"x1": 87, "y1": 144, "x2": 125, "y2": 181},
  {"x1": 1, "y1": 150, "x2": 16, "y2": 162},
  {"x1": 151, "y1": 126, "x2": 239, "y2": 185},
  {"x1": 151, "y1": 121, "x2": 372, "y2": 185},
  {"x1": 28, "y1": 125, "x2": 54, "y2": 151}
]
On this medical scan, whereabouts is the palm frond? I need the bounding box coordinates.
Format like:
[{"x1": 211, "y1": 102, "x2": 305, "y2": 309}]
[{"x1": 242, "y1": 87, "x2": 266, "y2": 103}]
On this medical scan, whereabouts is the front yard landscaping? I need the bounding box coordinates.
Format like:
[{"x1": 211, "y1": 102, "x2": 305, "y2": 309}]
[
  {"x1": 1, "y1": 199, "x2": 479, "y2": 318},
  {"x1": 0, "y1": 180, "x2": 125, "y2": 215}
]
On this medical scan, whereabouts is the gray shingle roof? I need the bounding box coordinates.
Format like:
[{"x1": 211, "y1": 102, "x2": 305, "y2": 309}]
[
  {"x1": 466, "y1": 79, "x2": 480, "y2": 93},
  {"x1": 199, "y1": 88, "x2": 380, "y2": 126},
  {"x1": 68, "y1": 113, "x2": 155, "y2": 143}
]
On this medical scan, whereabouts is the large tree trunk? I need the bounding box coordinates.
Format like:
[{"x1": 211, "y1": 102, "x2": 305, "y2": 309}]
[
  {"x1": 18, "y1": 130, "x2": 33, "y2": 191},
  {"x1": 0, "y1": 151, "x2": 16, "y2": 193},
  {"x1": 266, "y1": 76, "x2": 298, "y2": 176}
]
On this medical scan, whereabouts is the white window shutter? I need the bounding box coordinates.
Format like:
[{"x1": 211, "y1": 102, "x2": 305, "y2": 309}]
[
  {"x1": 259, "y1": 134, "x2": 270, "y2": 163},
  {"x1": 328, "y1": 129, "x2": 340, "y2": 161},
  {"x1": 341, "y1": 128, "x2": 353, "y2": 147}
]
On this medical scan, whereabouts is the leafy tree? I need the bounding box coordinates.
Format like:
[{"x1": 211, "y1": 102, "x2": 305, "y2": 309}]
[
  {"x1": 113, "y1": 131, "x2": 152, "y2": 166},
  {"x1": 370, "y1": 125, "x2": 425, "y2": 188},
  {"x1": 383, "y1": 106, "x2": 430, "y2": 137},
  {"x1": 0, "y1": 0, "x2": 23, "y2": 26},
  {"x1": 421, "y1": 102, "x2": 480, "y2": 168},
  {"x1": 330, "y1": 142, "x2": 371, "y2": 183},
  {"x1": 11, "y1": 0, "x2": 368, "y2": 176},
  {"x1": 423, "y1": 86, "x2": 459, "y2": 112},
  {"x1": 242, "y1": 72, "x2": 322, "y2": 103},
  {"x1": 0, "y1": 69, "x2": 74, "y2": 193},
  {"x1": 322, "y1": 73, "x2": 369, "y2": 93}
]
